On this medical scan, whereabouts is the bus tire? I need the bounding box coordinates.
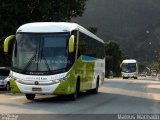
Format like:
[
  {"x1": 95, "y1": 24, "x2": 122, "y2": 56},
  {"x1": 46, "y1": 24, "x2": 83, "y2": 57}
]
[
  {"x1": 25, "y1": 94, "x2": 35, "y2": 100},
  {"x1": 70, "y1": 79, "x2": 80, "y2": 101},
  {"x1": 89, "y1": 77, "x2": 99, "y2": 94}
]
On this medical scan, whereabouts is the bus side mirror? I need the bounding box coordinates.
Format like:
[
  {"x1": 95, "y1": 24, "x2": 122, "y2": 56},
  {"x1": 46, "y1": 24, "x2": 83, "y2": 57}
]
[
  {"x1": 4, "y1": 35, "x2": 15, "y2": 53},
  {"x1": 68, "y1": 35, "x2": 75, "y2": 53}
]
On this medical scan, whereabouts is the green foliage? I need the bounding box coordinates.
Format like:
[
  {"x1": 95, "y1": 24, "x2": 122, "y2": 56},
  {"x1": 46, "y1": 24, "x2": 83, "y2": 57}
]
[
  {"x1": 138, "y1": 64, "x2": 146, "y2": 73},
  {"x1": 149, "y1": 60, "x2": 160, "y2": 72},
  {"x1": 0, "y1": 0, "x2": 88, "y2": 38},
  {"x1": 105, "y1": 40, "x2": 123, "y2": 77},
  {"x1": 0, "y1": 0, "x2": 87, "y2": 67}
]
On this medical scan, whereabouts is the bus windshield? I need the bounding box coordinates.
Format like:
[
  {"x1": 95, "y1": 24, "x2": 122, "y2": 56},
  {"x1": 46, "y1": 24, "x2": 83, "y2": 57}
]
[
  {"x1": 12, "y1": 33, "x2": 70, "y2": 74},
  {"x1": 122, "y1": 63, "x2": 136, "y2": 73}
]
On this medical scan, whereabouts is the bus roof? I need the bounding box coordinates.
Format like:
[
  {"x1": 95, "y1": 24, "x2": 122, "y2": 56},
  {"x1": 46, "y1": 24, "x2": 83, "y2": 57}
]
[
  {"x1": 122, "y1": 59, "x2": 137, "y2": 63},
  {"x1": 17, "y1": 22, "x2": 104, "y2": 43}
]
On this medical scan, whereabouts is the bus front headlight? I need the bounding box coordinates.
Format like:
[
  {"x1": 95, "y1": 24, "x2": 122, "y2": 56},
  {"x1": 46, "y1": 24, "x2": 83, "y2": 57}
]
[
  {"x1": 16, "y1": 78, "x2": 24, "y2": 84},
  {"x1": 52, "y1": 80, "x2": 60, "y2": 84},
  {"x1": 51, "y1": 77, "x2": 67, "y2": 84}
]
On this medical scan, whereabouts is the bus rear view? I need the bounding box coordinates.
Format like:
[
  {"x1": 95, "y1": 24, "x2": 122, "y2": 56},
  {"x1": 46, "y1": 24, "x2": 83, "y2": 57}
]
[{"x1": 121, "y1": 59, "x2": 138, "y2": 79}]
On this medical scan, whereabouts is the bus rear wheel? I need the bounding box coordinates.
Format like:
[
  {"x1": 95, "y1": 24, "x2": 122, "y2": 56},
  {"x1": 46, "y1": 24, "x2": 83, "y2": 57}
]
[
  {"x1": 25, "y1": 94, "x2": 35, "y2": 100},
  {"x1": 88, "y1": 77, "x2": 99, "y2": 94}
]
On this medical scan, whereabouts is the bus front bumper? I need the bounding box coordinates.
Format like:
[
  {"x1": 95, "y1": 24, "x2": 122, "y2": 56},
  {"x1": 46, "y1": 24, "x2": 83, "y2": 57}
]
[
  {"x1": 10, "y1": 79, "x2": 73, "y2": 95},
  {"x1": 122, "y1": 72, "x2": 138, "y2": 78}
]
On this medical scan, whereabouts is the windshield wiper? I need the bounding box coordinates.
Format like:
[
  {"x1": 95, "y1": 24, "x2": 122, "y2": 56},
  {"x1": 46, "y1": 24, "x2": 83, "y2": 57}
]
[
  {"x1": 22, "y1": 52, "x2": 37, "y2": 73},
  {"x1": 40, "y1": 53, "x2": 52, "y2": 74},
  {"x1": 39, "y1": 41, "x2": 53, "y2": 74}
]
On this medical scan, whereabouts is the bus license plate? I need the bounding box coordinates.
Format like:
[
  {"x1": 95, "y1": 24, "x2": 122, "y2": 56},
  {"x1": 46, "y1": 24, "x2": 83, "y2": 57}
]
[{"x1": 32, "y1": 88, "x2": 42, "y2": 91}]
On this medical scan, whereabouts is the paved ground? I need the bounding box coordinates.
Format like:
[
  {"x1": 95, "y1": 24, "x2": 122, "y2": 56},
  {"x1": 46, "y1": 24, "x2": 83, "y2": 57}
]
[{"x1": 0, "y1": 77, "x2": 160, "y2": 119}]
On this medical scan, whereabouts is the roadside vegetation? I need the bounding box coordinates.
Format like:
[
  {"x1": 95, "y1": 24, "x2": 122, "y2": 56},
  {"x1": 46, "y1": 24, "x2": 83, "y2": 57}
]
[
  {"x1": 0, "y1": 0, "x2": 126, "y2": 78},
  {"x1": 150, "y1": 60, "x2": 160, "y2": 72},
  {"x1": 104, "y1": 41, "x2": 124, "y2": 77}
]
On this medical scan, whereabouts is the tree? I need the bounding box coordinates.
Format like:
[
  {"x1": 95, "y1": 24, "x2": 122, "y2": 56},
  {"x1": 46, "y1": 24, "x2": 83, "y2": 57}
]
[
  {"x1": 105, "y1": 40, "x2": 123, "y2": 77},
  {"x1": 0, "y1": 0, "x2": 88, "y2": 66},
  {"x1": 150, "y1": 60, "x2": 160, "y2": 72},
  {"x1": 0, "y1": 0, "x2": 88, "y2": 38},
  {"x1": 138, "y1": 64, "x2": 146, "y2": 73}
]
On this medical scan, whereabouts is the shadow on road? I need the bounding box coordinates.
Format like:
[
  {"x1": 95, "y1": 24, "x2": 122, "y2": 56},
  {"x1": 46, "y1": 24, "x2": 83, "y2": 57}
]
[
  {"x1": 0, "y1": 91, "x2": 160, "y2": 114},
  {"x1": 33, "y1": 92, "x2": 99, "y2": 103}
]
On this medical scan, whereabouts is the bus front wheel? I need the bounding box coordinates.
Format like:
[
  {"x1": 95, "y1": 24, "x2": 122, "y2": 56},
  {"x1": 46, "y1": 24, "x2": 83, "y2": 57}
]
[{"x1": 25, "y1": 94, "x2": 35, "y2": 100}]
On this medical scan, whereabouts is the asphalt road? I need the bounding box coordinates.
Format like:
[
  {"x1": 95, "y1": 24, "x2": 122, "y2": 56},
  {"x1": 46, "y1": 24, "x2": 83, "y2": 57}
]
[{"x1": 0, "y1": 77, "x2": 160, "y2": 120}]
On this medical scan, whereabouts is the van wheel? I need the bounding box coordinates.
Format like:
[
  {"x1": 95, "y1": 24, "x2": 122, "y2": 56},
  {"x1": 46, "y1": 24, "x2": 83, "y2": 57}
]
[
  {"x1": 70, "y1": 79, "x2": 80, "y2": 101},
  {"x1": 25, "y1": 94, "x2": 35, "y2": 100},
  {"x1": 134, "y1": 77, "x2": 138, "y2": 79},
  {"x1": 6, "y1": 82, "x2": 11, "y2": 91}
]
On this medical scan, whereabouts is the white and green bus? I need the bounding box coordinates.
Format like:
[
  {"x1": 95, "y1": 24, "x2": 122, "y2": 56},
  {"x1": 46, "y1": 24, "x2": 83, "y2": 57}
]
[
  {"x1": 121, "y1": 59, "x2": 138, "y2": 79},
  {"x1": 4, "y1": 22, "x2": 105, "y2": 100}
]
